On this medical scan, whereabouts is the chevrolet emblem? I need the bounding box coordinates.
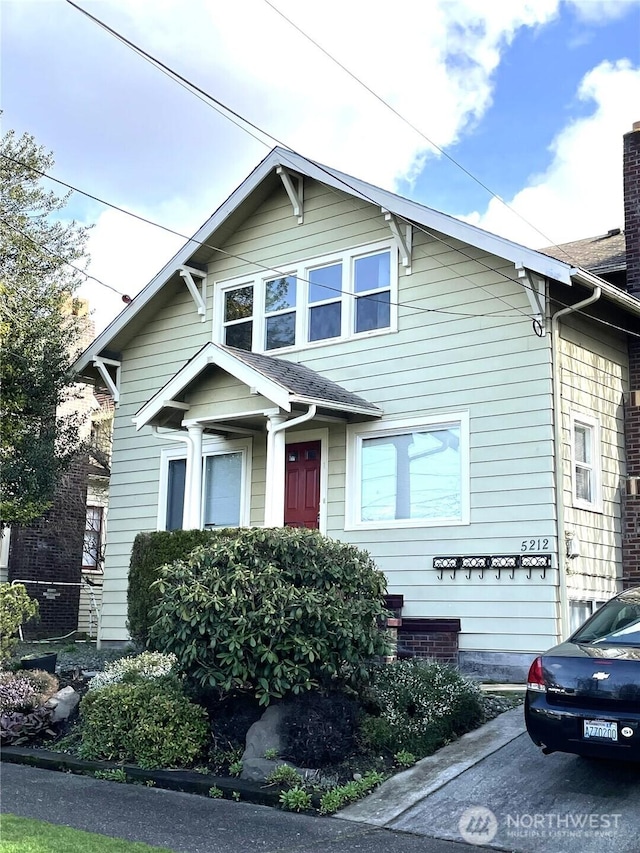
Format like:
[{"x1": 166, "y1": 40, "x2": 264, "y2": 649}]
[{"x1": 592, "y1": 672, "x2": 611, "y2": 680}]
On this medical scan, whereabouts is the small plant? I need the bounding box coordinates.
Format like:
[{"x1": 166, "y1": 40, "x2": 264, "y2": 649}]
[
  {"x1": 266, "y1": 763, "x2": 303, "y2": 788},
  {"x1": 394, "y1": 750, "x2": 416, "y2": 767},
  {"x1": 208, "y1": 786, "x2": 223, "y2": 798},
  {"x1": 232, "y1": 791, "x2": 241, "y2": 801},
  {"x1": 94, "y1": 768, "x2": 127, "y2": 782},
  {"x1": 87, "y1": 651, "x2": 177, "y2": 692},
  {"x1": 263, "y1": 747, "x2": 279, "y2": 760},
  {"x1": 144, "y1": 779, "x2": 156, "y2": 787},
  {"x1": 279, "y1": 786, "x2": 312, "y2": 812},
  {"x1": 228, "y1": 760, "x2": 243, "y2": 777},
  {"x1": 0, "y1": 583, "x2": 39, "y2": 663},
  {"x1": 319, "y1": 771, "x2": 385, "y2": 815}
]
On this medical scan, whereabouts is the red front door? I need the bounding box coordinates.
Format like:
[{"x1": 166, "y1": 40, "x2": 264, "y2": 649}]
[{"x1": 285, "y1": 441, "x2": 321, "y2": 529}]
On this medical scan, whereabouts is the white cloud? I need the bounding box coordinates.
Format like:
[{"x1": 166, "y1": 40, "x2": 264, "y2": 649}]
[{"x1": 463, "y1": 59, "x2": 640, "y2": 249}]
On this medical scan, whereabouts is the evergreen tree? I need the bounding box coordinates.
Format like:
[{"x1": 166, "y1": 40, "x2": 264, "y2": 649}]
[{"x1": 0, "y1": 128, "x2": 90, "y2": 524}]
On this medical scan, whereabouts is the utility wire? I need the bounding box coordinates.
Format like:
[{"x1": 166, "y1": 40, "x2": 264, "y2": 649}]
[
  {"x1": 262, "y1": 0, "x2": 578, "y2": 263},
  {"x1": 0, "y1": 151, "x2": 532, "y2": 321}
]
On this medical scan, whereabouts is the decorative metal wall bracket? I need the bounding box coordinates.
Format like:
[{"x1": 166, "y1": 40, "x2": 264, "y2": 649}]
[{"x1": 434, "y1": 553, "x2": 552, "y2": 580}]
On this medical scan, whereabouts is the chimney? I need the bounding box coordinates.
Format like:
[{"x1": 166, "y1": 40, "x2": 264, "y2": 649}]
[
  {"x1": 623, "y1": 121, "x2": 640, "y2": 588},
  {"x1": 623, "y1": 121, "x2": 640, "y2": 295}
]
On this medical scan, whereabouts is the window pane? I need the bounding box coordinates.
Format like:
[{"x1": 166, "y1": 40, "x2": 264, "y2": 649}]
[
  {"x1": 225, "y1": 320, "x2": 253, "y2": 351},
  {"x1": 166, "y1": 458, "x2": 186, "y2": 531},
  {"x1": 576, "y1": 465, "x2": 592, "y2": 502},
  {"x1": 361, "y1": 428, "x2": 461, "y2": 522},
  {"x1": 224, "y1": 286, "x2": 253, "y2": 321},
  {"x1": 266, "y1": 312, "x2": 296, "y2": 350},
  {"x1": 575, "y1": 424, "x2": 590, "y2": 464},
  {"x1": 83, "y1": 507, "x2": 102, "y2": 568},
  {"x1": 355, "y1": 291, "x2": 390, "y2": 333},
  {"x1": 265, "y1": 276, "x2": 296, "y2": 312},
  {"x1": 354, "y1": 252, "x2": 390, "y2": 293},
  {"x1": 204, "y1": 452, "x2": 242, "y2": 528},
  {"x1": 309, "y1": 302, "x2": 341, "y2": 341},
  {"x1": 309, "y1": 263, "x2": 342, "y2": 303}
]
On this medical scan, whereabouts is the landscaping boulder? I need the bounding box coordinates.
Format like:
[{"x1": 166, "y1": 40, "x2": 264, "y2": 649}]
[{"x1": 45, "y1": 686, "x2": 80, "y2": 723}]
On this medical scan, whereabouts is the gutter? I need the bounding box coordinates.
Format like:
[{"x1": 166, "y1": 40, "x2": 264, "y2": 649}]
[{"x1": 551, "y1": 283, "x2": 602, "y2": 642}]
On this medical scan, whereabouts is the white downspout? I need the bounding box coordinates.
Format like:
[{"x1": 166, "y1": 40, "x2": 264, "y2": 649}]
[
  {"x1": 551, "y1": 284, "x2": 601, "y2": 642},
  {"x1": 264, "y1": 405, "x2": 317, "y2": 527}
]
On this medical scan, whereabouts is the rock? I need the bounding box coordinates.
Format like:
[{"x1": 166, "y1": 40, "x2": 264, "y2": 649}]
[
  {"x1": 45, "y1": 686, "x2": 80, "y2": 723},
  {"x1": 242, "y1": 705, "x2": 283, "y2": 760}
]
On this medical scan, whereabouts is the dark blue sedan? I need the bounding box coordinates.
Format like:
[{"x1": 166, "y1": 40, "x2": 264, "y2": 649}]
[{"x1": 525, "y1": 587, "x2": 640, "y2": 760}]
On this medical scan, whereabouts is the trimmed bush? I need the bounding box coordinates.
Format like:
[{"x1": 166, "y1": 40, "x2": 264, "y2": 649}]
[
  {"x1": 0, "y1": 583, "x2": 39, "y2": 663},
  {"x1": 149, "y1": 527, "x2": 390, "y2": 704},
  {"x1": 0, "y1": 669, "x2": 59, "y2": 713},
  {"x1": 360, "y1": 659, "x2": 484, "y2": 757},
  {"x1": 79, "y1": 676, "x2": 208, "y2": 769},
  {"x1": 127, "y1": 530, "x2": 220, "y2": 647}
]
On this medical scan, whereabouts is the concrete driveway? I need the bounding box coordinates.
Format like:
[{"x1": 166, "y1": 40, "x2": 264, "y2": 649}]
[{"x1": 340, "y1": 708, "x2": 640, "y2": 853}]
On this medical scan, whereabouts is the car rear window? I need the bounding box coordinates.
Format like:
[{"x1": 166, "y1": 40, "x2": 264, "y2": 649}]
[{"x1": 572, "y1": 597, "x2": 640, "y2": 647}]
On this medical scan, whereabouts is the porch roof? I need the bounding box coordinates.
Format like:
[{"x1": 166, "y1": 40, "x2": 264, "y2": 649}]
[{"x1": 133, "y1": 342, "x2": 383, "y2": 431}]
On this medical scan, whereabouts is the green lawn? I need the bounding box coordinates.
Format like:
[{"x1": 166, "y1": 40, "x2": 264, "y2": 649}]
[{"x1": 0, "y1": 815, "x2": 174, "y2": 853}]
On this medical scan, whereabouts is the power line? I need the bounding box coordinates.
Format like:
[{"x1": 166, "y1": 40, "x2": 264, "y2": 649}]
[
  {"x1": 261, "y1": 0, "x2": 578, "y2": 264},
  {"x1": 0, "y1": 151, "x2": 531, "y2": 322}
]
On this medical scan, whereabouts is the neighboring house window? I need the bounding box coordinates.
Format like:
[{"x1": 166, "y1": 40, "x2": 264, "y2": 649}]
[
  {"x1": 571, "y1": 413, "x2": 602, "y2": 511},
  {"x1": 83, "y1": 506, "x2": 103, "y2": 570},
  {"x1": 160, "y1": 439, "x2": 251, "y2": 531},
  {"x1": 346, "y1": 413, "x2": 470, "y2": 529},
  {"x1": 216, "y1": 241, "x2": 396, "y2": 352}
]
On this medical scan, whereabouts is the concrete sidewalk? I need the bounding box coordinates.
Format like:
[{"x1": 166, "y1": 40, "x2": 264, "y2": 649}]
[{"x1": 338, "y1": 706, "x2": 526, "y2": 826}]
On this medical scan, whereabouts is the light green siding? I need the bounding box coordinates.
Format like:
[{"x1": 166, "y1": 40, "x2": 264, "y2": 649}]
[
  {"x1": 100, "y1": 179, "x2": 559, "y2": 654},
  {"x1": 559, "y1": 314, "x2": 627, "y2": 609}
]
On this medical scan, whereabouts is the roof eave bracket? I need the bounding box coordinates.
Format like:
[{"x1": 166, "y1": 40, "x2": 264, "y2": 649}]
[
  {"x1": 179, "y1": 266, "x2": 207, "y2": 320},
  {"x1": 93, "y1": 356, "x2": 121, "y2": 405},
  {"x1": 382, "y1": 209, "x2": 412, "y2": 274},
  {"x1": 516, "y1": 263, "x2": 547, "y2": 335},
  {"x1": 276, "y1": 166, "x2": 304, "y2": 224}
]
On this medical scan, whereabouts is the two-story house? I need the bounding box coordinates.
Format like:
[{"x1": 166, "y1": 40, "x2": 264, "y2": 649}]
[{"x1": 74, "y1": 133, "x2": 640, "y2": 681}]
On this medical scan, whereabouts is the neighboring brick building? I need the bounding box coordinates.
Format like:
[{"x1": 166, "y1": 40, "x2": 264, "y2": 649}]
[{"x1": 7, "y1": 301, "x2": 112, "y2": 639}]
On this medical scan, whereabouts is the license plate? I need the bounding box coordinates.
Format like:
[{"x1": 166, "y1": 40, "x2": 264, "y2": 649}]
[{"x1": 583, "y1": 720, "x2": 618, "y2": 741}]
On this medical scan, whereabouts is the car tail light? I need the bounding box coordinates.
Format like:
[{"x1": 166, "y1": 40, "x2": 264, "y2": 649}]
[{"x1": 527, "y1": 656, "x2": 546, "y2": 691}]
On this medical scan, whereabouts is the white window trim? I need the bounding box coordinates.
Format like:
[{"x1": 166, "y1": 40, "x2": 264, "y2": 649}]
[
  {"x1": 345, "y1": 412, "x2": 470, "y2": 530},
  {"x1": 570, "y1": 411, "x2": 602, "y2": 512},
  {"x1": 157, "y1": 436, "x2": 252, "y2": 531},
  {"x1": 213, "y1": 240, "x2": 398, "y2": 354}
]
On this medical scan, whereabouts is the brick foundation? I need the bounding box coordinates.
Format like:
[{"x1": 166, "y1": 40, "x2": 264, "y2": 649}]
[
  {"x1": 8, "y1": 455, "x2": 88, "y2": 638},
  {"x1": 398, "y1": 618, "x2": 461, "y2": 666}
]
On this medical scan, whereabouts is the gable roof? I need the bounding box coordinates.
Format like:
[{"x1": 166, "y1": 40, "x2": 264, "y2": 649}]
[
  {"x1": 539, "y1": 229, "x2": 626, "y2": 276},
  {"x1": 74, "y1": 147, "x2": 640, "y2": 376},
  {"x1": 133, "y1": 342, "x2": 382, "y2": 430}
]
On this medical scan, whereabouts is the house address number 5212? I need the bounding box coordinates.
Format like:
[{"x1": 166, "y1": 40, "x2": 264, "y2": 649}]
[{"x1": 521, "y1": 538, "x2": 550, "y2": 551}]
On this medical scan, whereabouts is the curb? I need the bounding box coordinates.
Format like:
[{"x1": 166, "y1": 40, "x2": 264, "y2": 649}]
[
  {"x1": 0, "y1": 746, "x2": 282, "y2": 808},
  {"x1": 337, "y1": 706, "x2": 526, "y2": 826}
]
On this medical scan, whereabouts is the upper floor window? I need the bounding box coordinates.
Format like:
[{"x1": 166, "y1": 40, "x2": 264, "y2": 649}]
[
  {"x1": 215, "y1": 242, "x2": 396, "y2": 353},
  {"x1": 571, "y1": 412, "x2": 602, "y2": 512}
]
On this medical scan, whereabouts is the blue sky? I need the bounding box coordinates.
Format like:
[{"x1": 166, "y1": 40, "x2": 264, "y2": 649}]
[{"x1": 2, "y1": 0, "x2": 639, "y2": 332}]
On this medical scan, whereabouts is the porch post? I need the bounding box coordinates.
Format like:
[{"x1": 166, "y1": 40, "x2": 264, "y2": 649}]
[
  {"x1": 265, "y1": 413, "x2": 288, "y2": 527},
  {"x1": 184, "y1": 424, "x2": 204, "y2": 529}
]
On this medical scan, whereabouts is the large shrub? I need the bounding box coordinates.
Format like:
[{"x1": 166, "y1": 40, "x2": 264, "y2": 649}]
[
  {"x1": 0, "y1": 583, "x2": 39, "y2": 663},
  {"x1": 127, "y1": 530, "x2": 219, "y2": 647},
  {"x1": 149, "y1": 527, "x2": 390, "y2": 704},
  {"x1": 79, "y1": 677, "x2": 208, "y2": 769},
  {"x1": 360, "y1": 659, "x2": 484, "y2": 757}
]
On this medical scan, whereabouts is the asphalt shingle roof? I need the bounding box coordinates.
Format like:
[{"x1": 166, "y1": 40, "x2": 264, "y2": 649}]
[
  {"x1": 220, "y1": 345, "x2": 381, "y2": 414},
  {"x1": 539, "y1": 229, "x2": 626, "y2": 275}
]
